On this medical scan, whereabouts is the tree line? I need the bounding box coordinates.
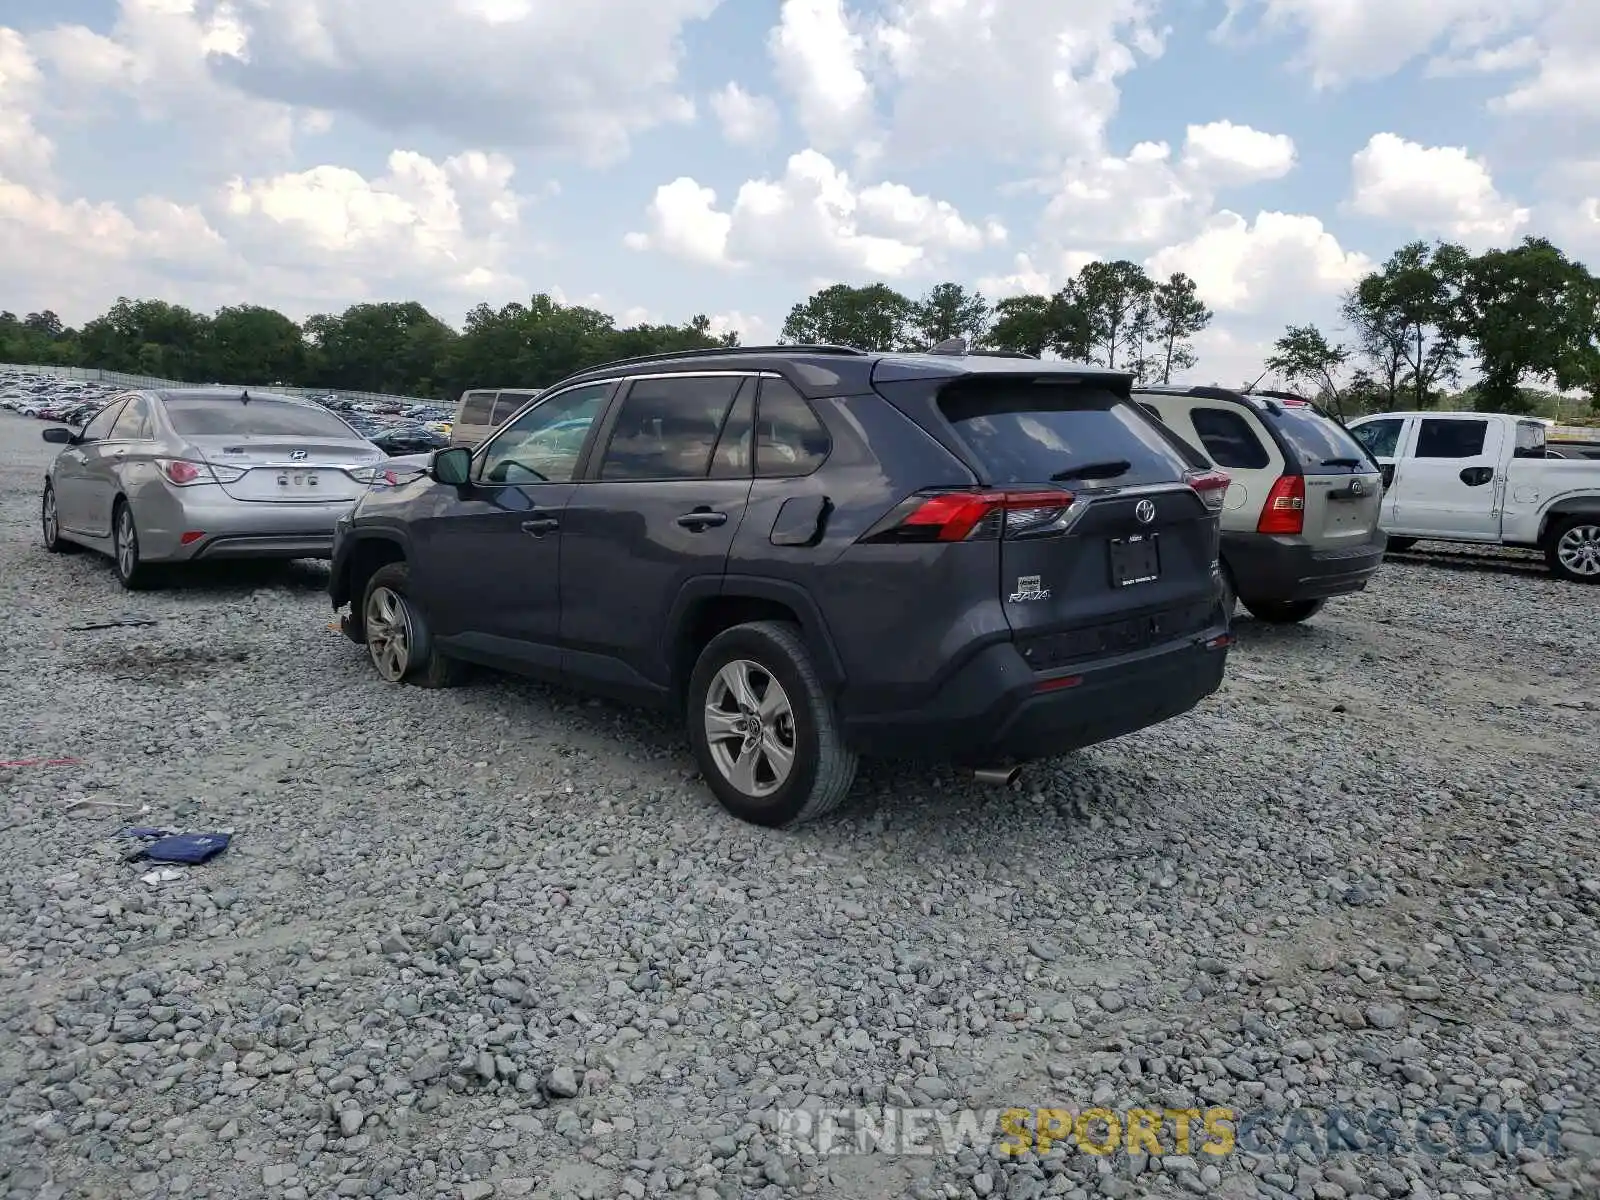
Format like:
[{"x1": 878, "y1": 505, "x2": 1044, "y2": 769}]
[
  {"x1": 4, "y1": 234, "x2": 1595, "y2": 414},
  {"x1": 0, "y1": 298, "x2": 738, "y2": 401}
]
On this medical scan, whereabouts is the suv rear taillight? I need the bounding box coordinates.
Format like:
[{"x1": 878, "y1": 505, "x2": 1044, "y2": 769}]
[
  {"x1": 1257, "y1": 474, "x2": 1306, "y2": 535},
  {"x1": 859, "y1": 488, "x2": 1075, "y2": 544},
  {"x1": 1185, "y1": 469, "x2": 1230, "y2": 513}
]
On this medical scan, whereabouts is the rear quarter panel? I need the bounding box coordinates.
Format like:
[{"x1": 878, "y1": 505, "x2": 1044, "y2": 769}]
[
  {"x1": 1504, "y1": 460, "x2": 1600, "y2": 542},
  {"x1": 726, "y1": 390, "x2": 993, "y2": 707}
]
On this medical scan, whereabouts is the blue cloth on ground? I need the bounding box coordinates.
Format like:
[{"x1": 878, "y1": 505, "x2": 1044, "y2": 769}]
[{"x1": 142, "y1": 833, "x2": 231, "y2": 864}]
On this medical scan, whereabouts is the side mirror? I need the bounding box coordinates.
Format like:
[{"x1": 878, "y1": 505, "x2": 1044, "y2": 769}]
[
  {"x1": 431, "y1": 446, "x2": 472, "y2": 486},
  {"x1": 42, "y1": 427, "x2": 75, "y2": 444}
]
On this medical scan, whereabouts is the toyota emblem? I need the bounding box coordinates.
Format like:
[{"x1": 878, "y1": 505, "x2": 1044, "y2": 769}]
[
  {"x1": 1134, "y1": 499, "x2": 1156, "y2": 524},
  {"x1": 289, "y1": 449, "x2": 308, "y2": 460}
]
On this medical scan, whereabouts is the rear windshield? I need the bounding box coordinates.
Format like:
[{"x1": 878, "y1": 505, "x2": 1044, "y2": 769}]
[
  {"x1": 1268, "y1": 405, "x2": 1377, "y2": 473},
  {"x1": 162, "y1": 397, "x2": 358, "y2": 439},
  {"x1": 937, "y1": 381, "x2": 1204, "y2": 486}
]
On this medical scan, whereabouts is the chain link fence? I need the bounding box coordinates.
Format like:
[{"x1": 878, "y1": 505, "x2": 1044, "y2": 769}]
[{"x1": 0, "y1": 362, "x2": 441, "y2": 408}]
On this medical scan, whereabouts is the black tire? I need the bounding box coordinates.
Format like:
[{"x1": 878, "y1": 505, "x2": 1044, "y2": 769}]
[
  {"x1": 41, "y1": 483, "x2": 75, "y2": 553},
  {"x1": 1242, "y1": 597, "x2": 1326, "y2": 624},
  {"x1": 1385, "y1": 537, "x2": 1418, "y2": 552},
  {"x1": 686, "y1": 620, "x2": 857, "y2": 828},
  {"x1": 360, "y1": 562, "x2": 467, "y2": 688},
  {"x1": 1544, "y1": 516, "x2": 1600, "y2": 584},
  {"x1": 111, "y1": 499, "x2": 158, "y2": 590}
]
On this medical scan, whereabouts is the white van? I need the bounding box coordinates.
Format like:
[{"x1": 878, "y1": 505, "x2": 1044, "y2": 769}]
[{"x1": 450, "y1": 387, "x2": 543, "y2": 449}]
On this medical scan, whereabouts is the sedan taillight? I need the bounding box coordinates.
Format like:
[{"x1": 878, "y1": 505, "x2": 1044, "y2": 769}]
[{"x1": 157, "y1": 459, "x2": 209, "y2": 485}]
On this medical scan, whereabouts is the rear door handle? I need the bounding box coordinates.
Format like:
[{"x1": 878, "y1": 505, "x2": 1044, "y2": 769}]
[
  {"x1": 520, "y1": 516, "x2": 560, "y2": 536},
  {"x1": 676, "y1": 510, "x2": 728, "y2": 530}
]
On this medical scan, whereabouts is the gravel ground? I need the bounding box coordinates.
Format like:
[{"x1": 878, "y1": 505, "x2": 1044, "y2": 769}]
[{"x1": 2, "y1": 410, "x2": 1597, "y2": 1200}]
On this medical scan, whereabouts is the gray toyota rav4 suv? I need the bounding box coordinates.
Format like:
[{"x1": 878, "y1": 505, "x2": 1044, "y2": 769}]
[{"x1": 329, "y1": 344, "x2": 1234, "y2": 827}]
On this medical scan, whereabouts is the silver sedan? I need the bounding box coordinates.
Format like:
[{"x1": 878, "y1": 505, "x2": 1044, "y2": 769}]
[{"x1": 41, "y1": 388, "x2": 387, "y2": 589}]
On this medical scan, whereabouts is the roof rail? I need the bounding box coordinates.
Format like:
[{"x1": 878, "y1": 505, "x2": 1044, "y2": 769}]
[{"x1": 576, "y1": 343, "x2": 870, "y2": 375}]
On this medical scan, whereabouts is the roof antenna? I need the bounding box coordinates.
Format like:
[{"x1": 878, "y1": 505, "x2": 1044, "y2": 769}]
[
  {"x1": 928, "y1": 337, "x2": 968, "y2": 356},
  {"x1": 240, "y1": 389, "x2": 251, "y2": 404},
  {"x1": 1242, "y1": 367, "x2": 1270, "y2": 394}
]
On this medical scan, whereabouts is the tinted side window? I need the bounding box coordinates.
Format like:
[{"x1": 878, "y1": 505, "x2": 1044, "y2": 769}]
[
  {"x1": 1415, "y1": 418, "x2": 1487, "y2": 459},
  {"x1": 755, "y1": 378, "x2": 830, "y2": 478},
  {"x1": 81, "y1": 400, "x2": 127, "y2": 441},
  {"x1": 491, "y1": 392, "x2": 528, "y2": 425},
  {"x1": 708, "y1": 385, "x2": 754, "y2": 479},
  {"x1": 1188, "y1": 407, "x2": 1270, "y2": 470},
  {"x1": 110, "y1": 396, "x2": 153, "y2": 440},
  {"x1": 478, "y1": 383, "x2": 610, "y2": 484},
  {"x1": 936, "y1": 381, "x2": 1195, "y2": 487},
  {"x1": 598, "y1": 376, "x2": 743, "y2": 481},
  {"x1": 1351, "y1": 419, "x2": 1402, "y2": 458},
  {"x1": 458, "y1": 391, "x2": 495, "y2": 425}
]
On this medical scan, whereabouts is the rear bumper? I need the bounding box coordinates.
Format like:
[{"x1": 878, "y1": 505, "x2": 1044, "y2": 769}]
[
  {"x1": 838, "y1": 630, "x2": 1230, "y2": 764},
  {"x1": 1223, "y1": 530, "x2": 1386, "y2": 603},
  {"x1": 139, "y1": 489, "x2": 355, "y2": 562}
]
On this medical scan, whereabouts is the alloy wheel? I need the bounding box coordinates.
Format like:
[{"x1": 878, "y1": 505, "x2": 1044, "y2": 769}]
[
  {"x1": 703, "y1": 659, "x2": 797, "y2": 799},
  {"x1": 1557, "y1": 523, "x2": 1600, "y2": 578},
  {"x1": 365, "y1": 585, "x2": 413, "y2": 682},
  {"x1": 115, "y1": 508, "x2": 137, "y2": 580},
  {"x1": 42, "y1": 488, "x2": 58, "y2": 547}
]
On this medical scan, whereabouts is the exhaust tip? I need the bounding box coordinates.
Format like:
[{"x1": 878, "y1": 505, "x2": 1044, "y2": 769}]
[{"x1": 972, "y1": 765, "x2": 1022, "y2": 786}]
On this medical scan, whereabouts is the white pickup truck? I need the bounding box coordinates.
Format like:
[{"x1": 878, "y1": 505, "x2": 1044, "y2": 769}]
[{"x1": 1345, "y1": 410, "x2": 1600, "y2": 583}]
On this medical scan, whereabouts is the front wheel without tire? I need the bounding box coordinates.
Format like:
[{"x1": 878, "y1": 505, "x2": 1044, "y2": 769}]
[
  {"x1": 687, "y1": 621, "x2": 858, "y2": 828},
  {"x1": 1242, "y1": 597, "x2": 1327, "y2": 624},
  {"x1": 1545, "y1": 516, "x2": 1600, "y2": 583},
  {"x1": 361, "y1": 562, "x2": 466, "y2": 687}
]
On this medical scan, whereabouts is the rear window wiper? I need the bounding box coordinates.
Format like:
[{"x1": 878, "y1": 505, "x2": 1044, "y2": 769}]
[
  {"x1": 1051, "y1": 459, "x2": 1131, "y2": 482},
  {"x1": 1321, "y1": 457, "x2": 1362, "y2": 468}
]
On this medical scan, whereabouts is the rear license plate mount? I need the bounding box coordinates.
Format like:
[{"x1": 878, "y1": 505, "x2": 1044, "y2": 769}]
[{"x1": 1108, "y1": 533, "x2": 1160, "y2": 588}]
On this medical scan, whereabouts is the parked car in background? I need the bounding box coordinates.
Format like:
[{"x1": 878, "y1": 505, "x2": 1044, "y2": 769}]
[
  {"x1": 369, "y1": 422, "x2": 447, "y2": 456},
  {"x1": 40, "y1": 389, "x2": 386, "y2": 589},
  {"x1": 449, "y1": 387, "x2": 543, "y2": 448},
  {"x1": 329, "y1": 343, "x2": 1233, "y2": 827},
  {"x1": 1132, "y1": 386, "x2": 1386, "y2": 623},
  {"x1": 1347, "y1": 410, "x2": 1600, "y2": 582}
]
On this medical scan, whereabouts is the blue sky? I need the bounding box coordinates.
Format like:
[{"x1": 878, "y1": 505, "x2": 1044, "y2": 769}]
[{"x1": 1, "y1": 0, "x2": 1595, "y2": 385}]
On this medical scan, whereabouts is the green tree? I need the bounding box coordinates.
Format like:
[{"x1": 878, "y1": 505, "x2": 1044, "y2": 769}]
[
  {"x1": 0, "y1": 310, "x2": 79, "y2": 365},
  {"x1": 986, "y1": 295, "x2": 1059, "y2": 357},
  {"x1": 1343, "y1": 241, "x2": 1466, "y2": 409},
  {"x1": 1147, "y1": 273, "x2": 1211, "y2": 384},
  {"x1": 1266, "y1": 324, "x2": 1351, "y2": 401},
  {"x1": 306, "y1": 302, "x2": 458, "y2": 396},
  {"x1": 910, "y1": 282, "x2": 990, "y2": 347},
  {"x1": 1455, "y1": 238, "x2": 1597, "y2": 414},
  {"x1": 780, "y1": 283, "x2": 917, "y2": 350},
  {"x1": 1064, "y1": 260, "x2": 1155, "y2": 373},
  {"x1": 603, "y1": 313, "x2": 737, "y2": 363},
  {"x1": 201, "y1": 305, "x2": 306, "y2": 385},
  {"x1": 77, "y1": 298, "x2": 211, "y2": 380}
]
